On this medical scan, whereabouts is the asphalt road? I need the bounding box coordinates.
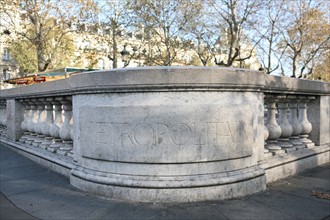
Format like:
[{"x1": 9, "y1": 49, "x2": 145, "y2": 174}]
[{"x1": 1, "y1": 143, "x2": 329, "y2": 220}]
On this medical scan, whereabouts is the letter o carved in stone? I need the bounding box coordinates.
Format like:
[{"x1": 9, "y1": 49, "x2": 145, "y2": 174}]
[
  {"x1": 170, "y1": 123, "x2": 192, "y2": 146},
  {"x1": 133, "y1": 123, "x2": 154, "y2": 146}
]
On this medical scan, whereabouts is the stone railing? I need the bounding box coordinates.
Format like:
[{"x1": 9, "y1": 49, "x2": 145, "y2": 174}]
[
  {"x1": 0, "y1": 67, "x2": 329, "y2": 203},
  {"x1": 264, "y1": 95, "x2": 315, "y2": 157},
  {"x1": 17, "y1": 97, "x2": 73, "y2": 157}
]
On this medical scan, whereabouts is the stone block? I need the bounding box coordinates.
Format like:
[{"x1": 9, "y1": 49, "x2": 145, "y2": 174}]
[
  {"x1": 308, "y1": 95, "x2": 330, "y2": 146},
  {"x1": 72, "y1": 90, "x2": 265, "y2": 202},
  {"x1": 6, "y1": 99, "x2": 24, "y2": 141}
]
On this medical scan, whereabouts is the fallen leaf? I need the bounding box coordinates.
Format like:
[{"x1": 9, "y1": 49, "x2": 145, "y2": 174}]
[{"x1": 311, "y1": 191, "x2": 330, "y2": 200}]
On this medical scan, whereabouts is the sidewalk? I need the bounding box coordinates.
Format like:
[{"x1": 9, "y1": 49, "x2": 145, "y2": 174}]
[{"x1": 1, "y1": 143, "x2": 329, "y2": 220}]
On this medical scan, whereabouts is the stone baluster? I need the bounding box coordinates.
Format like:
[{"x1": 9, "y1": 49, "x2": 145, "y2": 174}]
[
  {"x1": 263, "y1": 124, "x2": 273, "y2": 160},
  {"x1": 25, "y1": 99, "x2": 38, "y2": 145},
  {"x1": 288, "y1": 96, "x2": 304, "y2": 149},
  {"x1": 58, "y1": 97, "x2": 73, "y2": 156},
  {"x1": 19, "y1": 99, "x2": 31, "y2": 143},
  {"x1": 48, "y1": 97, "x2": 64, "y2": 152},
  {"x1": 298, "y1": 96, "x2": 315, "y2": 148},
  {"x1": 32, "y1": 98, "x2": 47, "y2": 147},
  {"x1": 67, "y1": 114, "x2": 74, "y2": 158},
  {"x1": 264, "y1": 124, "x2": 269, "y2": 150},
  {"x1": 277, "y1": 97, "x2": 295, "y2": 152},
  {"x1": 263, "y1": 102, "x2": 273, "y2": 159},
  {"x1": 264, "y1": 95, "x2": 284, "y2": 155},
  {"x1": 40, "y1": 98, "x2": 54, "y2": 149}
]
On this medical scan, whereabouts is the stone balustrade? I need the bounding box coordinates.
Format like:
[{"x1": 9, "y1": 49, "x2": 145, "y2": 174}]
[
  {"x1": 14, "y1": 96, "x2": 73, "y2": 158},
  {"x1": 263, "y1": 95, "x2": 317, "y2": 158},
  {"x1": 0, "y1": 67, "x2": 329, "y2": 203}
]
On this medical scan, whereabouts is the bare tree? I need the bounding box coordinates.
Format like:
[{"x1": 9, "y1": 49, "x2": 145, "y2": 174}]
[
  {"x1": 206, "y1": 0, "x2": 263, "y2": 67},
  {"x1": 129, "y1": 0, "x2": 203, "y2": 66},
  {"x1": 278, "y1": 0, "x2": 330, "y2": 78},
  {"x1": 254, "y1": 0, "x2": 287, "y2": 74},
  {"x1": 308, "y1": 50, "x2": 330, "y2": 81},
  {"x1": 97, "y1": 0, "x2": 134, "y2": 69},
  {"x1": 183, "y1": 5, "x2": 215, "y2": 66},
  {"x1": 1, "y1": 0, "x2": 97, "y2": 72}
]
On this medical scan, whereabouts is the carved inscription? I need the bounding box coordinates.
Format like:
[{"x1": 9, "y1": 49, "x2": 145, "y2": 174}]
[
  {"x1": 89, "y1": 121, "x2": 248, "y2": 147},
  {"x1": 79, "y1": 105, "x2": 254, "y2": 162}
]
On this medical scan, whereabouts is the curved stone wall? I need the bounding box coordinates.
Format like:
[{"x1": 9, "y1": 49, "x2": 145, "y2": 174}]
[
  {"x1": 69, "y1": 67, "x2": 266, "y2": 202},
  {"x1": 2, "y1": 67, "x2": 328, "y2": 203}
]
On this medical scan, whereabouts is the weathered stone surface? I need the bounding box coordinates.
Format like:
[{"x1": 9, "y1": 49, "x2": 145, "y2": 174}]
[
  {"x1": 308, "y1": 95, "x2": 330, "y2": 145},
  {"x1": 72, "y1": 90, "x2": 265, "y2": 202},
  {"x1": 0, "y1": 67, "x2": 329, "y2": 203},
  {"x1": 70, "y1": 167, "x2": 266, "y2": 203},
  {"x1": 76, "y1": 92, "x2": 261, "y2": 165},
  {"x1": 264, "y1": 75, "x2": 330, "y2": 95},
  {"x1": 6, "y1": 99, "x2": 24, "y2": 141},
  {"x1": 264, "y1": 145, "x2": 330, "y2": 183},
  {"x1": 80, "y1": 104, "x2": 253, "y2": 163}
]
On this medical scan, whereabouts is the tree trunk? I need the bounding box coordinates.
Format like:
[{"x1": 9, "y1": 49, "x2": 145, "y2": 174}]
[
  {"x1": 112, "y1": 27, "x2": 118, "y2": 69},
  {"x1": 292, "y1": 54, "x2": 297, "y2": 78},
  {"x1": 36, "y1": 42, "x2": 48, "y2": 72}
]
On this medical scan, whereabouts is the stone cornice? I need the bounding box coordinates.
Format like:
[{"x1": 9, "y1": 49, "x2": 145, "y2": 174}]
[{"x1": 0, "y1": 67, "x2": 329, "y2": 99}]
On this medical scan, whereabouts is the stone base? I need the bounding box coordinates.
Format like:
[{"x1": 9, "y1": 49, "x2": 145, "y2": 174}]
[
  {"x1": 266, "y1": 145, "x2": 281, "y2": 151},
  {"x1": 295, "y1": 144, "x2": 306, "y2": 150},
  {"x1": 278, "y1": 138, "x2": 293, "y2": 148},
  {"x1": 32, "y1": 140, "x2": 43, "y2": 147},
  {"x1": 40, "y1": 137, "x2": 53, "y2": 149},
  {"x1": 47, "y1": 147, "x2": 57, "y2": 153},
  {"x1": 70, "y1": 165, "x2": 266, "y2": 203},
  {"x1": 267, "y1": 145, "x2": 285, "y2": 155},
  {"x1": 24, "y1": 140, "x2": 34, "y2": 145},
  {"x1": 305, "y1": 143, "x2": 315, "y2": 148},
  {"x1": 284, "y1": 147, "x2": 297, "y2": 153},
  {"x1": 67, "y1": 151, "x2": 74, "y2": 158},
  {"x1": 262, "y1": 144, "x2": 330, "y2": 183},
  {"x1": 19, "y1": 137, "x2": 28, "y2": 143},
  {"x1": 290, "y1": 136, "x2": 305, "y2": 149},
  {"x1": 0, "y1": 138, "x2": 74, "y2": 178},
  {"x1": 263, "y1": 152, "x2": 273, "y2": 160},
  {"x1": 39, "y1": 143, "x2": 48, "y2": 149},
  {"x1": 47, "y1": 140, "x2": 62, "y2": 153},
  {"x1": 272, "y1": 149, "x2": 286, "y2": 155},
  {"x1": 57, "y1": 143, "x2": 73, "y2": 156}
]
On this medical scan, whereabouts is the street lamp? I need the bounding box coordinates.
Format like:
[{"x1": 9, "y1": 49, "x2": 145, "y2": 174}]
[{"x1": 120, "y1": 45, "x2": 129, "y2": 67}]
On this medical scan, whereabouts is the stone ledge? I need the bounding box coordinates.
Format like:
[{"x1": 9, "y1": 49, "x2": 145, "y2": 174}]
[
  {"x1": 79, "y1": 156, "x2": 255, "y2": 176},
  {"x1": 264, "y1": 75, "x2": 330, "y2": 95},
  {"x1": 261, "y1": 144, "x2": 330, "y2": 183},
  {"x1": 70, "y1": 172, "x2": 266, "y2": 203},
  {"x1": 1, "y1": 67, "x2": 328, "y2": 99},
  {"x1": 71, "y1": 165, "x2": 265, "y2": 188},
  {"x1": 0, "y1": 137, "x2": 74, "y2": 178}
]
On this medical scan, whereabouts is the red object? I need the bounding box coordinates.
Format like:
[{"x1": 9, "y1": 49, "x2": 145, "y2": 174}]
[
  {"x1": 16, "y1": 79, "x2": 29, "y2": 84},
  {"x1": 33, "y1": 76, "x2": 46, "y2": 82}
]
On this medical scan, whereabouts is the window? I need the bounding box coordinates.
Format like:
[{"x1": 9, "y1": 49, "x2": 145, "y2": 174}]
[
  {"x1": 2, "y1": 48, "x2": 11, "y2": 61},
  {"x1": 3, "y1": 69, "x2": 11, "y2": 80}
]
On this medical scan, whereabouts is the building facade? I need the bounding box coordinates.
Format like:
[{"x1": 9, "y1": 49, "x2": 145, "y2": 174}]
[
  {"x1": 0, "y1": 5, "x2": 261, "y2": 89},
  {"x1": 0, "y1": 3, "x2": 21, "y2": 89}
]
